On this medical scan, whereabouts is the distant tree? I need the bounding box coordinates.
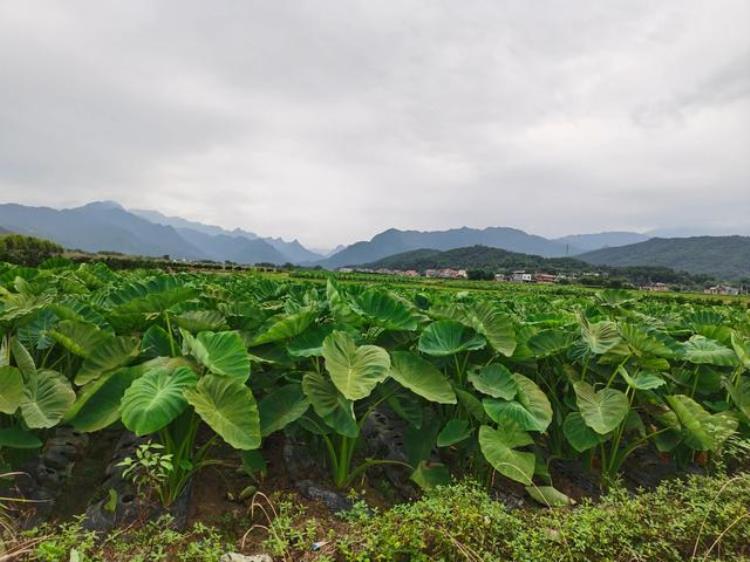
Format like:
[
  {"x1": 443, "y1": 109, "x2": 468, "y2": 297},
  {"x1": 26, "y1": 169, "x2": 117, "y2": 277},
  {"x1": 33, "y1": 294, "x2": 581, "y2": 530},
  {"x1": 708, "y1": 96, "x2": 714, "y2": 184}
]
[
  {"x1": 467, "y1": 269, "x2": 495, "y2": 281},
  {"x1": 0, "y1": 234, "x2": 64, "y2": 266}
]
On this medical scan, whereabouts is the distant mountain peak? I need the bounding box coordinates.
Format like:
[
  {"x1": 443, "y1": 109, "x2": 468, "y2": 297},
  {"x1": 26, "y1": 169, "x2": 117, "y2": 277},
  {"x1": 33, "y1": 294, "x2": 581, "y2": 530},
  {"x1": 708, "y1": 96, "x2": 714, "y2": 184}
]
[{"x1": 79, "y1": 200, "x2": 125, "y2": 211}]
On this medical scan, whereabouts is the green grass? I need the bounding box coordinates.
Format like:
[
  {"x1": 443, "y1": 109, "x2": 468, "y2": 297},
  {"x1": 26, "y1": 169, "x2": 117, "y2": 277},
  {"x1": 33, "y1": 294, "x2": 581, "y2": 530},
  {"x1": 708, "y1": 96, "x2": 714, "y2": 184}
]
[{"x1": 9, "y1": 472, "x2": 750, "y2": 561}]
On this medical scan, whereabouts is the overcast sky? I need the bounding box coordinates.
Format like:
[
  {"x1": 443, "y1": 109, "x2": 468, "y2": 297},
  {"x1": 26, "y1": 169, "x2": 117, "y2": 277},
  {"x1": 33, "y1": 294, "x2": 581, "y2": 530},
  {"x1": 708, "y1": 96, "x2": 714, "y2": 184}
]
[{"x1": 1, "y1": 1, "x2": 748, "y2": 248}]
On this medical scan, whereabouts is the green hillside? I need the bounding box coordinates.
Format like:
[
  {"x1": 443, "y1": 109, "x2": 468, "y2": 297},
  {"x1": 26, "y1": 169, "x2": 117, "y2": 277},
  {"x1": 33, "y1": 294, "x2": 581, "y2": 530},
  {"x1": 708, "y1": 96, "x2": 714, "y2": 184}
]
[
  {"x1": 366, "y1": 245, "x2": 588, "y2": 273},
  {"x1": 579, "y1": 236, "x2": 750, "y2": 280},
  {"x1": 364, "y1": 245, "x2": 712, "y2": 287}
]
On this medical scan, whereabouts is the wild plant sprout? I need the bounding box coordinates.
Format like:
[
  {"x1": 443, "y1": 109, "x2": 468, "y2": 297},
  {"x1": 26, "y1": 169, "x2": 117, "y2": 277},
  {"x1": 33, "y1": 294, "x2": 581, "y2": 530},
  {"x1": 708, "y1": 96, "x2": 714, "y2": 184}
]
[{"x1": 116, "y1": 442, "x2": 174, "y2": 508}]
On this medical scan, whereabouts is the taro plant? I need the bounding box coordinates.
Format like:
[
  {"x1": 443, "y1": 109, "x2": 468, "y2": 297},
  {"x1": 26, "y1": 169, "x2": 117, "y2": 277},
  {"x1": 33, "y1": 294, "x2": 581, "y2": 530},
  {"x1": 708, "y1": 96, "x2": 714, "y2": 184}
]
[
  {"x1": 300, "y1": 330, "x2": 412, "y2": 488},
  {"x1": 66, "y1": 328, "x2": 261, "y2": 506}
]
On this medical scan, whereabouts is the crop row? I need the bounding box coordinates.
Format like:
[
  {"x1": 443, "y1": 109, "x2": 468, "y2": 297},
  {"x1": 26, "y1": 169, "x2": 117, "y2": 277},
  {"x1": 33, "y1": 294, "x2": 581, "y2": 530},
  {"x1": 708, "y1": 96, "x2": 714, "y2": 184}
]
[{"x1": 1, "y1": 260, "x2": 749, "y2": 507}]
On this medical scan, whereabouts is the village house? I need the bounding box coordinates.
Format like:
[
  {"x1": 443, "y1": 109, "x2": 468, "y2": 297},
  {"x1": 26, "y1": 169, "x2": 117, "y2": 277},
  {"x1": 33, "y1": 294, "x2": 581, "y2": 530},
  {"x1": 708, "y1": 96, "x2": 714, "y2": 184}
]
[
  {"x1": 425, "y1": 268, "x2": 467, "y2": 279},
  {"x1": 644, "y1": 282, "x2": 670, "y2": 292},
  {"x1": 511, "y1": 270, "x2": 533, "y2": 283},
  {"x1": 534, "y1": 273, "x2": 556, "y2": 284},
  {"x1": 704, "y1": 285, "x2": 740, "y2": 296}
]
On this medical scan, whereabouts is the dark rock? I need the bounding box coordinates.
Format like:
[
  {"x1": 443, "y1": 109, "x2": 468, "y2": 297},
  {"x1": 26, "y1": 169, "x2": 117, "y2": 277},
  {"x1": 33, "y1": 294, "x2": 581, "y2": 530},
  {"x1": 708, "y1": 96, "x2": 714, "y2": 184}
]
[
  {"x1": 283, "y1": 435, "x2": 318, "y2": 482},
  {"x1": 296, "y1": 480, "x2": 352, "y2": 513}
]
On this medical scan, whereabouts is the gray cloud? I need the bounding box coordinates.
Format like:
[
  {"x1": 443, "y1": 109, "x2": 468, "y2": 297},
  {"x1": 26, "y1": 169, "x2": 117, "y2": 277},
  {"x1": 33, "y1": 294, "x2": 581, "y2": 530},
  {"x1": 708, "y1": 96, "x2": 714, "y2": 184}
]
[{"x1": 0, "y1": 0, "x2": 748, "y2": 248}]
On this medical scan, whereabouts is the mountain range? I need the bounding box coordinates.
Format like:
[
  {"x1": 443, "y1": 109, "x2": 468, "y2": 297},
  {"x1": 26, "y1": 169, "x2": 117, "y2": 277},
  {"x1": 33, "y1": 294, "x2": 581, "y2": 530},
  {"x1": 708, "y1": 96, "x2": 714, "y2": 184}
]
[
  {"x1": 0, "y1": 202, "x2": 318, "y2": 265},
  {"x1": 1, "y1": 201, "x2": 747, "y2": 279},
  {"x1": 578, "y1": 236, "x2": 750, "y2": 280},
  {"x1": 315, "y1": 228, "x2": 651, "y2": 268}
]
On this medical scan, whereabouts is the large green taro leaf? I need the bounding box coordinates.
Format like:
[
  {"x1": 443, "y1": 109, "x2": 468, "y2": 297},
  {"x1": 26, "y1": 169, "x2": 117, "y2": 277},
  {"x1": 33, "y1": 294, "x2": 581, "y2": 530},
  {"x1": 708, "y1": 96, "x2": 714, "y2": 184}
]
[
  {"x1": 526, "y1": 485, "x2": 574, "y2": 507},
  {"x1": 251, "y1": 308, "x2": 316, "y2": 346},
  {"x1": 49, "y1": 320, "x2": 109, "y2": 359},
  {"x1": 388, "y1": 351, "x2": 456, "y2": 404},
  {"x1": 563, "y1": 412, "x2": 604, "y2": 452},
  {"x1": 259, "y1": 383, "x2": 310, "y2": 437},
  {"x1": 184, "y1": 374, "x2": 261, "y2": 450},
  {"x1": 463, "y1": 302, "x2": 516, "y2": 356},
  {"x1": 573, "y1": 381, "x2": 629, "y2": 435},
  {"x1": 11, "y1": 338, "x2": 36, "y2": 377},
  {"x1": 579, "y1": 315, "x2": 621, "y2": 355},
  {"x1": 75, "y1": 336, "x2": 140, "y2": 385},
  {"x1": 437, "y1": 419, "x2": 472, "y2": 447},
  {"x1": 527, "y1": 329, "x2": 576, "y2": 359},
  {"x1": 108, "y1": 276, "x2": 198, "y2": 315},
  {"x1": 141, "y1": 325, "x2": 173, "y2": 359},
  {"x1": 417, "y1": 320, "x2": 486, "y2": 357},
  {"x1": 619, "y1": 323, "x2": 678, "y2": 358},
  {"x1": 66, "y1": 357, "x2": 184, "y2": 432},
  {"x1": 731, "y1": 332, "x2": 750, "y2": 370},
  {"x1": 0, "y1": 366, "x2": 24, "y2": 414},
  {"x1": 618, "y1": 367, "x2": 666, "y2": 391},
  {"x1": 174, "y1": 310, "x2": 228, "y2": 333},
  {"x1": 20, "y1": 370, "x2": 76, "y2": 429},
  {"x1": 666, "y1": 394, "x2": 738, "y2": 451},
  {"x1": 322, "y1": 331, "x2": 390, "y2": 401},
  {"x1": 478, "y1": 425, "x2": 535, "y2": 485},
  {"x1": 468, "y1": 363, "x2": 517, "y2": 400},
  {"x1": 326, "y1": 278, "x2": 360, "y2": 326},
  {"x1": 350, "y1": 289, "x2": 421, "y2": 331},
  {"x1": 680, "y1": 335, "x2": 738, "y2": 367},
  {"x1": 287, "y1": 325, "x2": 333, "y2": 358},
  {"x1": 120, "y1": 366, "x2": 197, "y2": 435},
  {"x1": 182, "y1": 330, "x2": 250, "y2": 381},
  {"x1": 482, "y1": 373, "x2": 552, "y2": 432},
  {"x1": 0, "y1": 426, "x2": 42, "y2": 449},
  {"x1": 302, "y1": 371, "x2": 358, "y2": 438},
  {"x1": 726, "y1": 375, "x2": 750, "y2": 420}
]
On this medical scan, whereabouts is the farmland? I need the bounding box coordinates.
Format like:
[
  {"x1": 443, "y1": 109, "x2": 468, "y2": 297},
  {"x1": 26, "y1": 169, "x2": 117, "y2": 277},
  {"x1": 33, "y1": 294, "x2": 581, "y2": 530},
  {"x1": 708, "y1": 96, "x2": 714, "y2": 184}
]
[{"x1": 1, "y1": 259, "x2": 749, "y2": 561}]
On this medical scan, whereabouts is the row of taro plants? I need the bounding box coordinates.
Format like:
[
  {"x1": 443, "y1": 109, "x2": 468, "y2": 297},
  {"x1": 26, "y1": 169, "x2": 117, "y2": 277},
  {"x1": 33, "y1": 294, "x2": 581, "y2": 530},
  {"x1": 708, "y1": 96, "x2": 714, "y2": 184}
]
[{"x1": 1, "y1": 259, "x2": 749, "y2": 507}]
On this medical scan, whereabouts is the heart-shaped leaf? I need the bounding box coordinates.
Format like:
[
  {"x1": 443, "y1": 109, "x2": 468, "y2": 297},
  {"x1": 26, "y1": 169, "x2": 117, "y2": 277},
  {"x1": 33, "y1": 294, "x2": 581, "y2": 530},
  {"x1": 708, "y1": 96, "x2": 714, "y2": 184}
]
[
  {"x1": 579, "y1": 314, "x2": 621, "y2": 355},
  {"x1": 680, "y1": 336, "x2": 738, "y2": 367},
  {"x1": 20, "y1": 370, "x2": 76, "y2": 429},
  {"x1": 573, "y1": 381, "x2": 629, "y2": 435},
  {"x1": 251, "y1": 308, "x2": 316, "y2": 346},
  {"x1": 417, "y1": 320, "x2": 486, "y2": 357},
  {"x1": 527, "y1": 329, "x2": 576, "y2": 359},
  {"x1": 437, "y1": 419, "x2": 472, "y2": 447},
  {"x1": 49, "y1": 320, "x2": 109, "y2": 359},
  {"x1": 302, "y1": 371, "x2": 358, "y2": 437},
  {"x1": 483, "y1": 374, "x2": 552, "y2": 432},
  {"x1": 468, "y1": 364, "x2": 517, "y2": 400},
  {"x1": 463, "y1": 302, "x2": 516, "y2": 356},
  {"x1": 350, "y1": 289, "x2": 421, "y2": 331},
  {"x1": 666, "y1": 394, "x2": 738, "y2": 451},
  {"x1": 259, "y1": 383, "x2": 310, "y2": 437},
  {"x1": 389, "y1": 351, "x2": 456, "y2": 404},
  {"x1": 563, "y1": 412, "x2": 603, "y2": 452},
  {"x1": 182, "y1": 330, "x2": 251, "y2": 381},
  {"x1": 0, "y1": 366, "x2": 23, "y2": 415},
  {"x1": 525, "y1": 485, "x2": 575, "y2": 507},
  {"x1": 184, "y1": 374, "x2": 261, "y2": 450},
  {"x1": 478, "y1": 425, "x2": 535, "y2": 485},
  {"x1": 121, "y1": 366, "x2": 198, "y2": 435},
  {"x1": 287, "y1": 326, "x2": 333, "y2": 358},
  {"x1": 75, "y1": 336, "x2": 140, "y2": 385},
  {"x1": 0, "y1": 426, "x2": 42, "y2": 449},
  {"x1": 322, "y1": 331, "x2": 390, "y2": 400},
  {"x1": 174, "y1": 310, "x2": 228, "y2": 333}
]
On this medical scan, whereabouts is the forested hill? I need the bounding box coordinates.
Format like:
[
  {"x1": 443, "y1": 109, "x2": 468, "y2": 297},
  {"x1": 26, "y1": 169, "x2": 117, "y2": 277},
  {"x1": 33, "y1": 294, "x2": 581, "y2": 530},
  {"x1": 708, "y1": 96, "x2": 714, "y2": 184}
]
[
  {"x1": 578, "y1": 236, "x2": 750, "y2": 280},
  {"x1": 365, "y1": 245, "x2": 589, "y2": 273},
  {"x1": 364, "y1": 245, "x2": 718, "y2": 287}
]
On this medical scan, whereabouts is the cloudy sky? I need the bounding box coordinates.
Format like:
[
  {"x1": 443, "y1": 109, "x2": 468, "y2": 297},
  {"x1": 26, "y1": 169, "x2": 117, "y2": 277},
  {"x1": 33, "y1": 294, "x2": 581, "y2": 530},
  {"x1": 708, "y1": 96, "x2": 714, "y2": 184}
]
[{"x1": 1, "y1": 1, "x2": 748, "y2": 248}]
